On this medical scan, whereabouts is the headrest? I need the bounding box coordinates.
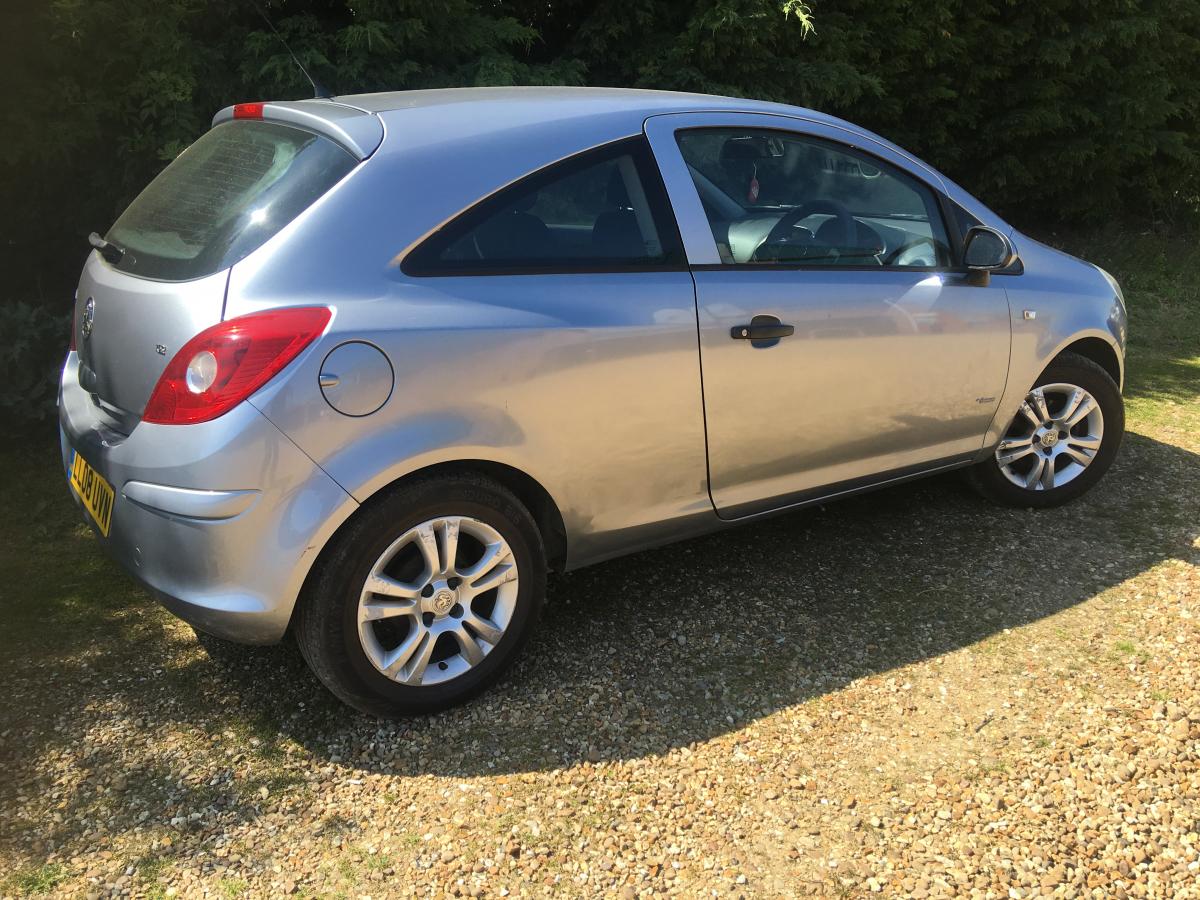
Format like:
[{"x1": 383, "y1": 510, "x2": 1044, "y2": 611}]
[
  {"x1": 720, "y1": 137, "x2": 766, "y2": 162},
  {"x1": 606, "y1": 168, "x2": 630, "y2": 208}
]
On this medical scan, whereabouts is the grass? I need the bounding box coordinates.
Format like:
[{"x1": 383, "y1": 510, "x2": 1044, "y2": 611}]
[
  {"x1": 1052, "y1": 228, "x2": 1200, "y2": 425},
  {"x1": 4, "y1": 863, "x2": 67, "y2": 895},
  {"x1": 362, "y1": 850, "x2": 394, "y2": 872},
  {"x1": 335, "y1": 858, "x2": 359, "y2": 883},
  {"x1": 1109, "y1": 638, "x2": 1151, "y2": 664},
  {"x1": 137, "y1": 854, "x2": 169, "y2": 881},
  {"x1": 218, "y1": 876, "x2": 249, "y2": 898}
]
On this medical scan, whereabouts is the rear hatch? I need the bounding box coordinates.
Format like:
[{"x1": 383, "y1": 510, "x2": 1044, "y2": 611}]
[{"x1": 73, "y1": 102, "x2": 380, "y2": 417}]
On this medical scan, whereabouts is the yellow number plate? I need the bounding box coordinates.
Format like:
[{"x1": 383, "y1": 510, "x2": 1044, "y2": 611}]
[{"x1": 70, "y1": 450, "x2": 115, "y2": 537}]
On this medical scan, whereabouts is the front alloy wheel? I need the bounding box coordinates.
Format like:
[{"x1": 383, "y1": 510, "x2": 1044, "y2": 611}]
[
  {"x1": 968, "y1": 351, "x2": 1123, "y2": 508},
  {"x1": 995, "y1": 383, "x2": 1104, "y2": 492}
]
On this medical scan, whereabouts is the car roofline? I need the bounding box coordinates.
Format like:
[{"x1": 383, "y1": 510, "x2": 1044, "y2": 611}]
[{"x1": 212, "y1": 87, "x2": 1009, "y2": 234}]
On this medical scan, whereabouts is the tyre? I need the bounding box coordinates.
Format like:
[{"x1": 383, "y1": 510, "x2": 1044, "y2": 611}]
[
  {"x1": 968, "y1": 351, "x2": 1124, "y2": 508},
  {"x1": 296, "y1": 475, "x2": 546, "y2": 717}
]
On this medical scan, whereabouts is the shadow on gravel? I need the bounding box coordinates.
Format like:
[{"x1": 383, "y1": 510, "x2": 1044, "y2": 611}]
[{"x1": 2, "y1": 431, "x2": 1198, "y2": 816}]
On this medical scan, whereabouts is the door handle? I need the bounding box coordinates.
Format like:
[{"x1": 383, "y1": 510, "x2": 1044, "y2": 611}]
[{"x1": 731, "y1": 315, "x2": 795, "y2": 343}]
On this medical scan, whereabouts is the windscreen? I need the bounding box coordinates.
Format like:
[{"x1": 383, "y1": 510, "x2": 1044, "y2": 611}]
[{"x1": 106, "y1": 120, "x2": 356, "y2": 281}]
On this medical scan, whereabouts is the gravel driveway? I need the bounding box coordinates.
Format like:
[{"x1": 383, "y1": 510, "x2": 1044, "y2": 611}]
[{"x1": 2, "y1": 235, "x2": 1198, "y2": 898}]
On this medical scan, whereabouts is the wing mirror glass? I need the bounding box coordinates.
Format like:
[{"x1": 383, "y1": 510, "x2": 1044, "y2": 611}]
[{"x1": 963, "y1": 226, "x2": 1017, "y2": 270}]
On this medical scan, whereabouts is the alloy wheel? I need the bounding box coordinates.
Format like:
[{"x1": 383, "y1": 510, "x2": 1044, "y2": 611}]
[
  {"x1": 356, "y1": 516, "x2": 518, "y2": 687},
  {"x1": 995, "y1": 382, "x2": 1105, "y2": 491}
]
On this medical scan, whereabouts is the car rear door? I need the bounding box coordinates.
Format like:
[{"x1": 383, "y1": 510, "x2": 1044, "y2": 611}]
[{"x1": 644, "y1": 112, "x2": 1011, "y2": 519}]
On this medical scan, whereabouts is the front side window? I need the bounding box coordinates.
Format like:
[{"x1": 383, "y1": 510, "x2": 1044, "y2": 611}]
[
  {"x1": 107, "y1": 121, "x2": 356, "y2": 281},
  {"x1": 676, "y1": 128, "x2": 951, "y2": 268},
  {"x1": 403, "y1": 139, "x2": 682, "y2": 274}
]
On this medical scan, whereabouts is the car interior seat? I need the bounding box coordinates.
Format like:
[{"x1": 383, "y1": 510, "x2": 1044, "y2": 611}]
[
  {"x1": 591, "y1": 169, "x2": 645, "y2": 258},
  {"x1": 475, "y1": 192, "x2": 552, "y2": 259}
]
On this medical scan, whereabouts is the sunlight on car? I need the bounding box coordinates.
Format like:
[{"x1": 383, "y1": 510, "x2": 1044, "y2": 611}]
[{"x1": 60, "y1": 88, "x2": 1126, "y2": 717}]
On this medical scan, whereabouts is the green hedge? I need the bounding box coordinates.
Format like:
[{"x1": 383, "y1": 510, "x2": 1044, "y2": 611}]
[
  {"x1": 1, "y1": 0, "x2": 1197, "y2": 421},
  {"x1": 0, "y1": 302, "x2": 69, "y2": 430}
]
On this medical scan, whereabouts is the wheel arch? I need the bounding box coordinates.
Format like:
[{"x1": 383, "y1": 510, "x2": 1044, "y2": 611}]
[
  {"x1": 1054, "y1": 336, "x2": 1123, "y2": 391},
  {"x1": 331, "y1": 458, "x2": 568, "y2": 574},
  {"x1": 400, "y1": 459, "x2": 568, "y2": 572},
  {"x1": 983, "y1": 328, "x2": 1124, "y2": 450},
  {"x1": 288, "y1": 457, "x2": 568, "y2": 638}
]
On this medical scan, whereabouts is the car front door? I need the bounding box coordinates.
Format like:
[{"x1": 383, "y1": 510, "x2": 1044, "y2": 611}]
[{"x1": 645, "y1": 112, "x2": 1012, "y2": 518}]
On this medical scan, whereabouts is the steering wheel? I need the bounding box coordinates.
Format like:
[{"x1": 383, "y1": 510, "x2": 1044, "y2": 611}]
[
  {"x1": 881, "y1": 239, "x2": 938, "y2": 267},
  {"x1": 754, "y1": 199, "x2": 856, "y2": 262}
]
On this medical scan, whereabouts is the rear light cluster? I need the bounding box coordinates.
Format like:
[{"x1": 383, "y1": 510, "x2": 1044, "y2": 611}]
[{"x1": 143, "y1": 307, "x2": 331, "y2": 425}]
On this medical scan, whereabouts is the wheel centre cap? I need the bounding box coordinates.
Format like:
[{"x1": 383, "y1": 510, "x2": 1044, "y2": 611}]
[
  {"x1": 431, "y1": 589, "x2": 456, "y2": 615},
  {"x1": 1040, "y1": 430, "x2": 1059, "y2": 448}
]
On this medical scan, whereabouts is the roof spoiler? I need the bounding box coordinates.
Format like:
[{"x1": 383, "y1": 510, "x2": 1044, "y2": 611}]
[{"x1": 212, "y1": 100, "x2": 384, "y2": 160}]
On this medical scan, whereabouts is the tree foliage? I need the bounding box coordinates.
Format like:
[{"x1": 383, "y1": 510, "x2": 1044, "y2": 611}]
[{"x1": 1, "y1": 0, "x2": 1197, "y2": 310}]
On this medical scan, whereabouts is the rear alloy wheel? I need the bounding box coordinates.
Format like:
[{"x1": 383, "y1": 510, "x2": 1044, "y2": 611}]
[
  {"x1": 356, "y1": 516, "x2": 519, "y2": 687},
  {"x1": 296, "y1": 476, "x2": 545, "y2": 717},
  {"x1": 968, "y1": 352, "x2": 1123, "y2": 508}
]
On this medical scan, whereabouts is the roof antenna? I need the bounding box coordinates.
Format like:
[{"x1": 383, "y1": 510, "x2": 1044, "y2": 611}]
[{"x1": 252, "y1": 2, "x2": 332, "y2": 99}]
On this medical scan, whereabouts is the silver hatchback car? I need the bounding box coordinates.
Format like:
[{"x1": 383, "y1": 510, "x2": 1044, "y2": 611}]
[{"x1": 61, "y1": 87, "x2": 1127, "y2": 716}]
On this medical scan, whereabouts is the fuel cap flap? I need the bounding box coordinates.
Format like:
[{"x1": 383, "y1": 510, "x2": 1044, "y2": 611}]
[{"x1": 318, "y1": 341, "x2": 393, "y2": 417}]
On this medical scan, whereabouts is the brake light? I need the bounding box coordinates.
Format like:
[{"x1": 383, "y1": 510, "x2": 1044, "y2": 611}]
[
  {"x1": 233, "y1": 102, "x2": 265, "y2": 119},
  {"x1": 142, "y1": 307, "x2": 331, "y2": 425}
]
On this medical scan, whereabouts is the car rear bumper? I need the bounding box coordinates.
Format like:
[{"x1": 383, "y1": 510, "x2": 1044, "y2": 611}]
[{"x1": 59, "y1": 353, "x2": 358, "y2": 644}]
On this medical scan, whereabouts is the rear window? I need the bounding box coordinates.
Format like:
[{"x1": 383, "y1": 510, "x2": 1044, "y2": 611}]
[{"x1": 106, "y1": 121, "x2": 356, "y2": 281}]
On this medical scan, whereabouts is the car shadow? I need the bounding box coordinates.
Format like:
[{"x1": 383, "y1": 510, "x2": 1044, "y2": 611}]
[
  {"x1": 201, "y1": 429, "x2": 1198, "y2": 776},
  {"x1": 1, "y1": 430, "x2": 1196, "y2": 849}
]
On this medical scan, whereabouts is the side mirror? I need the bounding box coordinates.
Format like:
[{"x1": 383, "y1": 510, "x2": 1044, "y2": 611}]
[{"x1": 963, "y1": 226, "x2": 1017, "y2": 270}]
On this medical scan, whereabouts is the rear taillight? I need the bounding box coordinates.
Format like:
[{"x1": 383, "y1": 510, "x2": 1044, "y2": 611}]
[{"x1": 142, "y1": 307, "x2": 331, "y2": 425}]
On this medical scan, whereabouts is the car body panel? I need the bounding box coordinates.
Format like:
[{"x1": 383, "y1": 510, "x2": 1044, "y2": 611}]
[
  {"x1": 246, "y1": 272, "x2": 711, "y2": 569},
  {"x1": 983, "y1": 234, "x2": 1126, "y2": 448},
  {"x1": 59, "y1": 87, "x2": 1122, "y2": 645},
  {"x1": 59, "y1": 353, "x2": 358, "y2": 643},
  {"x1": 642, "y1": 111, "x2": 1012, "y2": 516},
  {"x1": 72, "y1": 256, "x2": 229, "y2": 417},
  {"x1": 688, "y1": 267, "x2": 1011, "y2": 516}
]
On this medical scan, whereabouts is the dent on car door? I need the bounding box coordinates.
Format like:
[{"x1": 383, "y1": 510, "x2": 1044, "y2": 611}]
[{"x1": 643, "y1": 112, "x2": 1012, "y2": 518}]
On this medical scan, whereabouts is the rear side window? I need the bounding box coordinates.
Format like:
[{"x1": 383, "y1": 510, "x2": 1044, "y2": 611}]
[
  {"x1": 403, "y1": 138, "x2": 684, "y2": 274},
  {"x1": 106, "y1": 121, "x2": 356, "y2": 281}
]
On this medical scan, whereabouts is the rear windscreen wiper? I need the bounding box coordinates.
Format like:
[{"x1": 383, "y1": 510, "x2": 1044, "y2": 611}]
[{"x1": 88, "y1": 232, "x2": 125, "y2": 265}]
